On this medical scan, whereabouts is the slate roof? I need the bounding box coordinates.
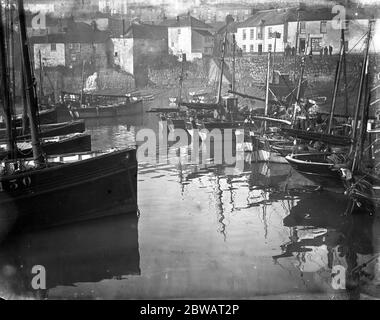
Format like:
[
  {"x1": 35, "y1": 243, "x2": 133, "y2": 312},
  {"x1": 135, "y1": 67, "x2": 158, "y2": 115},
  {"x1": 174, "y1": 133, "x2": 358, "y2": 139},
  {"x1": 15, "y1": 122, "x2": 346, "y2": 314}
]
[
  {"x1": 159, "y1": 15, "x2": 212, "y2": 29},
  {"x1": 124, "y1": 23, "x2": 168, "y2": 40},
  {"x1": 31, "y1": 22, "x2": 110, "y2": 44},
  {"x1": 237, "y1": 6, "x2": 379, "y2": 28},
  {"x1": 193, "y1": 29, "x2": 213, "y2": 37}
]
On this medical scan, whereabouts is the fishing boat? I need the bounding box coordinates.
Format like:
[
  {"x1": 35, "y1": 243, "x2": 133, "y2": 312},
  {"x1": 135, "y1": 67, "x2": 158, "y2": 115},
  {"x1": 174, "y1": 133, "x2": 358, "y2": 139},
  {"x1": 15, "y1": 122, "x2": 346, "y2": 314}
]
[
  {"x1": 0, "y1": 0, "x2": 138, "y2": 236},
  {"x1": 285, "y1": 152, "x2": 346, "y2": 188},
  {"x1": 0, "y1": 133, "x2": 91, "y2": 160},
  {"x1": 62, "y1": 91, "x2": 144, "y2": 119},
  {"x1": 0, "y1": 108, "x2": 57, "y2": 129},
  {"x1": 339, "y1": 20, "x2": 380, "y2": 213},
  {"x1": 284, "y1": 28, "x2": 357, "y2": 185},
  {"x1": 0, "y1": 120, "x2": 86, "y2": 141}
]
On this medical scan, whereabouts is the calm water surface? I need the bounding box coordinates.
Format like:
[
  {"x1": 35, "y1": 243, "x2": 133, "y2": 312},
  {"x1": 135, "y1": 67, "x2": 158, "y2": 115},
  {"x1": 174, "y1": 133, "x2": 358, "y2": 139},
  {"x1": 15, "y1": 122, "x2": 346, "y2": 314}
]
[{"x1": 0, "y1": 97, "x2": 379, "y2": 300}]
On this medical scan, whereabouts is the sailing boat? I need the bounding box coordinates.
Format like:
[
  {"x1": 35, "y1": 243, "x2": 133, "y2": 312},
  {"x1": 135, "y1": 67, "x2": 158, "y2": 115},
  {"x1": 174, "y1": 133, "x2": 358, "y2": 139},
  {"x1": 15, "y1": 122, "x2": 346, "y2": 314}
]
[
  {"x1": 0, "y1": 5, "x2": 90, "y2": 156},
  {"x1": 284, "y1": 25, "x2": 368, "y2": 187},
  {"x1": 0, "y1": 0, "x2": 138, "y2": 236},
  {"x1": 339, "y1": 20, "x2": 380, "y2": 213}
]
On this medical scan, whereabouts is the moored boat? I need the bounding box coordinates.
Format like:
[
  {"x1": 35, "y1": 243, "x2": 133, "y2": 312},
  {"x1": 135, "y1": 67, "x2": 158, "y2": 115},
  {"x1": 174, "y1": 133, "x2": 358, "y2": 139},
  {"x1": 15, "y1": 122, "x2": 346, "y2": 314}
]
[
  {"x1": 0, "y1": 0, "x2": 139, "y2": 237},
  {"x1": 62, "y1": 91, "x2": 144, "y2": 119},
  {"x1": 285, "y1": 152, "x2": 345, "y2": 189},
  {"x1": 0, "y1": 120, "x2": 86, "y2": 141},
  {"x1": 0, "y1": 148, "x2": 137, "y2": 234},
  {"x1": 0, "y1": 108, "x2": 57, "y2": 129},
  {"x1": 0, "y1": 133, "x2": 91, "y2": 160}
]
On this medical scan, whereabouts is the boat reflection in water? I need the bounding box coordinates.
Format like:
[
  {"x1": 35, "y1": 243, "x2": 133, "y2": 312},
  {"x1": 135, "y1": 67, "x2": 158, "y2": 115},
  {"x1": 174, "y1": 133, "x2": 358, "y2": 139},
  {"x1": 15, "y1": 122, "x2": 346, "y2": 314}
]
[
  {"x1": 276, "y1": 190, "x2": 380, "y2": 299},
  {"x1": 0, "y1": 213, "x2": 140, "y2": 299}
]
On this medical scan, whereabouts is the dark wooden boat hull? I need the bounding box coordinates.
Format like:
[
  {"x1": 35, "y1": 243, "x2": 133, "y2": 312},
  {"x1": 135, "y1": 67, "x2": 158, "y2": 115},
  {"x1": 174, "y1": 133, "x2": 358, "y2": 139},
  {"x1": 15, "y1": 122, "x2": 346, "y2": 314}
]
[
  {"x1": 69, "y1": 100, "x2": 143, "y2": 119},
  {"x1": 285, "y1": 153, "x2": 344, "y2": 189},
  {"x1": 0, "y1": 108, "x2": 58, "y2": 129},
  {"x1": 0, "y1": 134, "x2": 91, "y2": 160},
  {"x1": 0, "y1": 120, "x2": 86, "y2": 141},
  {"x1": 0, "y1": 149, "x2": 138, "y2": 234}
]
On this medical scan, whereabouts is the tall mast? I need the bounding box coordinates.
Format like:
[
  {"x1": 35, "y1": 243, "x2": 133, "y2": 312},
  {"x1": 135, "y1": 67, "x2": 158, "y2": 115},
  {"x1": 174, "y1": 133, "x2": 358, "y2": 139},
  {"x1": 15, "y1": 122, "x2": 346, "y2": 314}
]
[
  {"x1": 38, "y1": 50, "x2": 44, "y2": 99},
  {"x1": 294, "y1": 10, "x2": 300, "y2": 65},
  {"x1": 217, "y1": 30, "x2": 227, "y2": 104},
  {"x1": 0, "y1": 2, "x2": 16, "y2": 158},
  {"x1": 231, "y1": 34, "x2": 236, "y2": 93},
  {"x1": 342, "y1": 30, "x2": 348, "y2": 116},
  {"x1": 9, "y1": 2, "x2": 16, "y2": 115},
  {"x1": 80, "y1": 59, "x2": 85, "y2": 106},
  {"x1": 177, "y1": 53, "x2": 185, "y2": 106},
  {"x1": 292, "y1": 55, "x2": 305, "y2": 126},
  {"x1": 17, "y1": 0, "x2": 45, "y2": 165},
  {"x1": 351, "y1": 20, "x2": 373, "y2": 171},
  {"x1": 21, "y1": 67, "x2": 28, "y2": 134},
  {"x1": 327, "y1": 28, "x2": 345, "y2": 134},
  {"x1": 264, "y1": 51, "x2": 271, "y2": 132},
  {"x1": 351, "y1": 20, "x2": 372, "y2": 156}
]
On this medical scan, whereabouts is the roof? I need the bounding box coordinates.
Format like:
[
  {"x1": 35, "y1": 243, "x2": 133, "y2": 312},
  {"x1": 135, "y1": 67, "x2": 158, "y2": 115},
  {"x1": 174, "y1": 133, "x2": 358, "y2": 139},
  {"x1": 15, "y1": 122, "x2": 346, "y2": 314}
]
[
  {"x1": 124, "y1": 23, "x2": 168, "y2": 40},
  {"x1": 237, "y1": 7, "x2": 298, "y2": 28},
  {"x1": 193, "y1": 29, "x2": 213, "y2": 37},
  {"x1": 159, "y1": 15, "x2": 212, "y2": 29},
  {"x1": 215, "y1": 21, "x2": 240, "y2": 34},
  {"x1": 236, "y1": 6, "x2": 378, "y2": 28},
  {"x1": 31, "y1": 22, "x2": 110, "y2": 44},
  {"x1": 25, "y1": 12, "x2": 73, "y2": 28}
]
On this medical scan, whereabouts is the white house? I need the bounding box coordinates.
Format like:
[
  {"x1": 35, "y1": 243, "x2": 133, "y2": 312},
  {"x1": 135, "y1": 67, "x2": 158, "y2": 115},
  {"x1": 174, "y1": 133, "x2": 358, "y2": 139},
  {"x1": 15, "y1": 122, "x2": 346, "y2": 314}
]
[
  {"x1": 236, "y1": 6, "x2": 380, "y2": 55},
  {"x1": 162, "y1": 15, "x2": 214, "y2": 61},
  {"x1": 236, "y1": 8, "x2": 290, "y2": 54}
]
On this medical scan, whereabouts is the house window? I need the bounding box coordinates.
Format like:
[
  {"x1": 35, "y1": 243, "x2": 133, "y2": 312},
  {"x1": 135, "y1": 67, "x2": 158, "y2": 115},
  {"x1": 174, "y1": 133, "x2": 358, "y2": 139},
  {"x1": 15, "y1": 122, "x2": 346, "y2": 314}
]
[
  {"x1": 250, "y1": 28, "x2": 254, "y2": 40},
  {"x1": 250, "y1": 44, "x2": 254, "y2": 52},
  {"x1": 51, "y1": 43, "x2": 56, "y2": 51},
  {"x1": 242, "y1": 29, "x2": 246, "y2": 40},
  {"x1": 344, "y1": 20, "x2": 349, "y2": 31},
  {"x1": 311, "y1": 37, "x2": 322, "y2": 52},
  {"x1": 268, "y1": 27, "x2": 272, "y2": 38},
  {"x1": 242, "y1": 44, "x2": 246, "y2": 52},
  {"x1": 299, "y1": 21, "x2": 306, "y2": 34},
  {"x1": 268, "y1": 44, "x2": 272, "y2": 52},
  {"x1": 320, "y1": 21, "x2": 327, "y2": 33},
  {"x1": 257, "y1": 27, "x2": 263, "y2": 40}
]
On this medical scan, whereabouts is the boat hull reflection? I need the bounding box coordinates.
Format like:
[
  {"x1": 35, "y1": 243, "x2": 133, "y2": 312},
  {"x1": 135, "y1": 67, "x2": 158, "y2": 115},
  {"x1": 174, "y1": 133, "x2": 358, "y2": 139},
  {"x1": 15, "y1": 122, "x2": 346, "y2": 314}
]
[{"x1": 0, "y1": 213, "x2": 140, "y2": 299}]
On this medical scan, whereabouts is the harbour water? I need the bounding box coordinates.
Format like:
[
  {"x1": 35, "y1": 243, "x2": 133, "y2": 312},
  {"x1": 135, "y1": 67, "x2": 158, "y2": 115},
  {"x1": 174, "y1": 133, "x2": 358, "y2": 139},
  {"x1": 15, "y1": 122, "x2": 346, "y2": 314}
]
[{"x1": 0, "y1": 98, "x2": 379, "y2": 300}]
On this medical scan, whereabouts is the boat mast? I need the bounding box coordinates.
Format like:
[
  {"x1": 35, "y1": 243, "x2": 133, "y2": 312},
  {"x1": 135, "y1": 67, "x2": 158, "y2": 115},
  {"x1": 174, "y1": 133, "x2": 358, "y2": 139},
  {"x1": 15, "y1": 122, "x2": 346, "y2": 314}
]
[
  {"x1": 351, "y1": 20, "x2": 373, "y2": 172},
  {"x1": 38, "y1": 50, "x2": 44, "y2": 99},
  {"x1": 21, "y1": 68, "x2": 28, "y2": 134},
  {"x1": 264, "y1": 51, "x2": 271, "y2": 132},
  {"x1": 177, "y1": 53, "x2": 185, "y2": 106},
  {"x1": 342, "y1": 30, "x2": 349, "y2": 116},
  {"x1": 0, "y1": 2, "x2": 16, "y2": 158},
  {"x1": 231, "y1": 34, "x2": 236, "y2": 93},
  {"x1": 80, "y1": 59, "x2": 85, "y2": 106},
  {"x1": 327, "y1": 28, "x2": 345, "y2": 134},
  {"x1": 217, "y1": 30, "x2": 228, "y2": 105},
  {"x1": 17, "y1": 0, "x2": 45, "y2": 165},
  {"x1": 292, "y1": 55, "x2": 305, "y2": 127},
  {"x1": 294, "y1": 9, "x2": 300, "y2": 65},
  {"x1": 351, "y1": 20, "x2": 372, "y2": 156}
]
